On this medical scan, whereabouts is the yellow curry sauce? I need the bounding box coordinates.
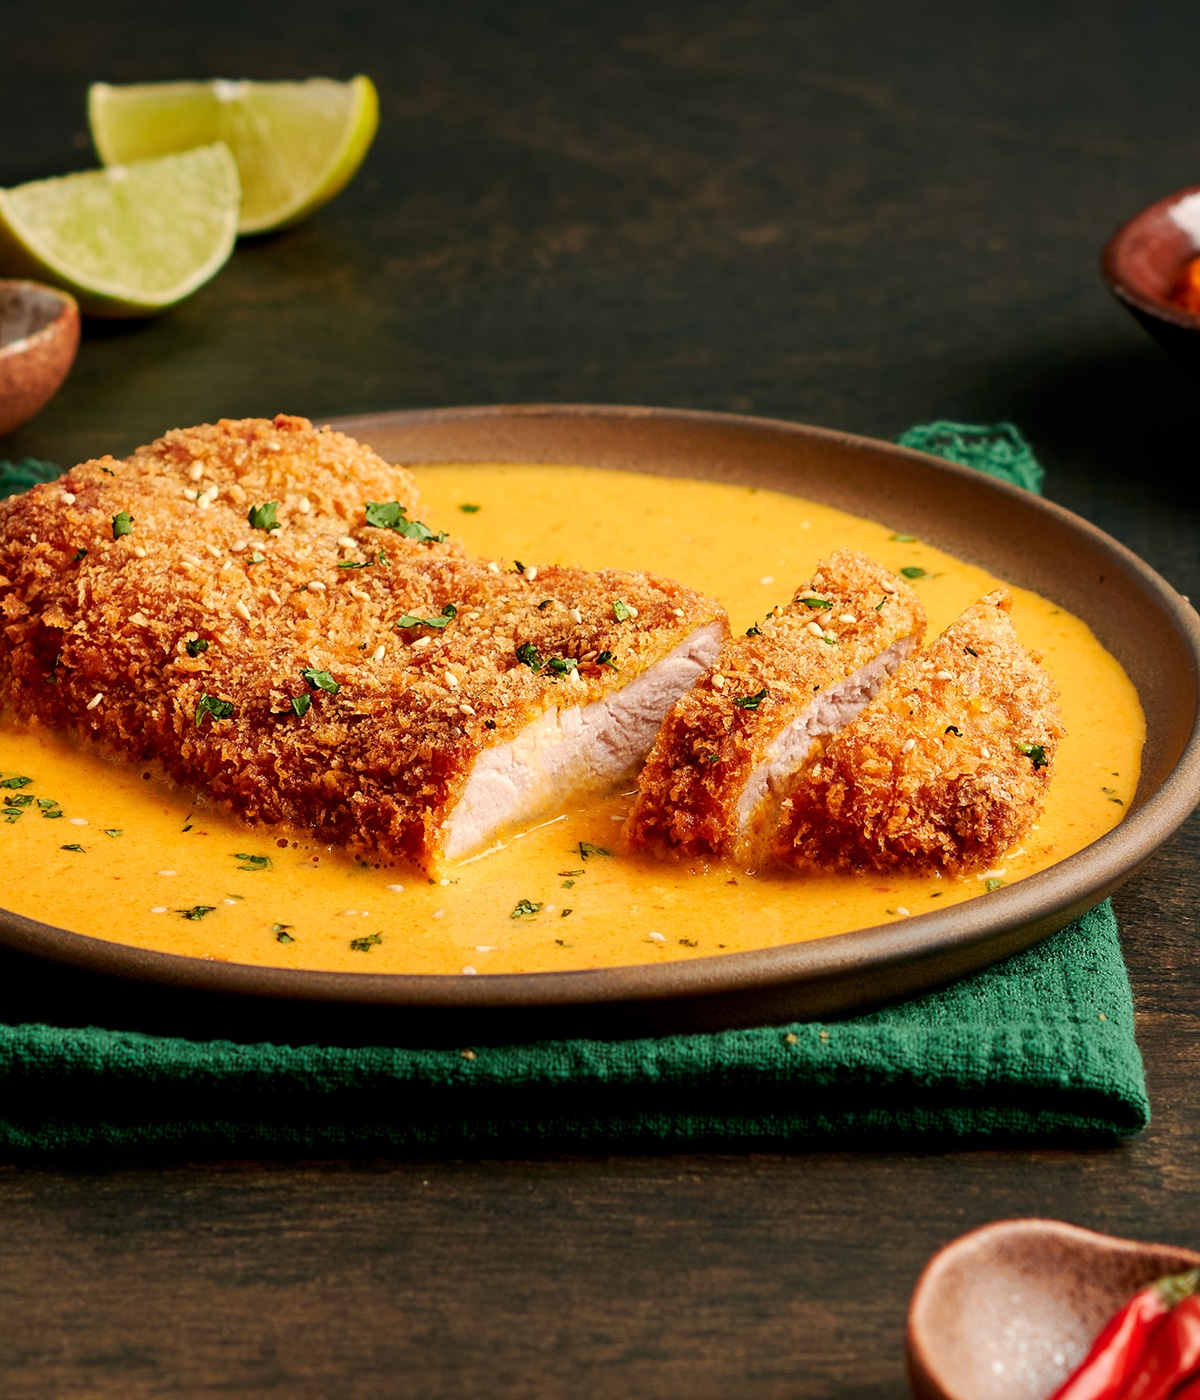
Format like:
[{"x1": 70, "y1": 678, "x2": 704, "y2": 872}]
[{"x1": 0, "y1": 465, "x2": 1143, "y2": 975}]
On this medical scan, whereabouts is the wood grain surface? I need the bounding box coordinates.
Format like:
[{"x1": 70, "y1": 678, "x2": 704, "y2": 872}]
[{"x1": 3, "y1": 1, "x2": 1200, "y2": 1395}]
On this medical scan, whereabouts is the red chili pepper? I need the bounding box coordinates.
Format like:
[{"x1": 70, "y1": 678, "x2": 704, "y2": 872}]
[
  {"x1": 1049, "y1": 1269, "x2": 1200, "y2": 1400},
  {"x1": 1123, "y1": 1295, "x2": 1200, "y2": 1400}
]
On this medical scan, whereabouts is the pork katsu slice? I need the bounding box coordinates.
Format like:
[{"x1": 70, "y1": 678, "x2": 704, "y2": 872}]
[
  {"x1": 772, "y1": 589, "x2": 1063, "y2": 874},
  {"x1": 0, "y1": 414, "x2": 726, "y2": 871},
  {"x1": 625, "y1": 550, "x2": 926, "y2": 864}
]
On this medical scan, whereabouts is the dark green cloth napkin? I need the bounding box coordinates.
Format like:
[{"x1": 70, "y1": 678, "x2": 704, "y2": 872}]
[{"x1": 0, "y1": 426, "x2": 1149, "y2": 1157}]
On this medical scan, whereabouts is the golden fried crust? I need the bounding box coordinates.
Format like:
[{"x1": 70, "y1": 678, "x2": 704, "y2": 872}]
[
  {"x1": 625, "y1": 550, "x2": 925, "y2": 861},
  {"x1": 0, "y1": 415, "x2": 724, "y2": 868},
  {"x1": 772, "y1": 589, "x2": 1064, "y2": 873}
]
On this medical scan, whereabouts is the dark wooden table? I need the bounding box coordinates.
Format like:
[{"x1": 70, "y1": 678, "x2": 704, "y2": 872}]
[{"x1": 4, "y1": 3, "x2": 1200, "y2": 1395}]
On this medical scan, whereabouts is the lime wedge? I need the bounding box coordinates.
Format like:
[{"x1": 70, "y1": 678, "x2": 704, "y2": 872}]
[
  {"x1": 89, "y1": 76, "x2": 379, "y2": 235},
  {"x1": 0, "y1": 144, "x2": 240, "y2": 318}
]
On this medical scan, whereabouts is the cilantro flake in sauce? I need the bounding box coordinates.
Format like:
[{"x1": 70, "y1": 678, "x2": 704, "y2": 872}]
[
  {"x1": 510, "y1": 898, "x2": 543, "y2": 919},
  {"x1": 612, "y1": 599, "x2": 632, "y2": 622},
  {"x1": 232, "y1": 853, "x2": 272, "y2": 872},
  {"x1": 350, "y1": 932, "x2": 383, "y2": 952}
]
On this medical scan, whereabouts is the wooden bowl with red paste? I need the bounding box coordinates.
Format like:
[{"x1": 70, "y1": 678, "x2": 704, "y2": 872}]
[{"x1": 1102, "y1": 182, "x2": 1200, "y2": 380}]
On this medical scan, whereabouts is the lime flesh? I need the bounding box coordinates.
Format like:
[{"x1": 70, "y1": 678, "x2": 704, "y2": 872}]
[
  {"x1": 0, "y1": 144, "x2": 240, "y2": 317},
  {"x1": 89, "y1": 76, "x2": 379, "y2": 234}
]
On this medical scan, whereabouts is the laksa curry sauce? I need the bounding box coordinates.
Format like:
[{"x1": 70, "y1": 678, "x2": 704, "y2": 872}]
[{"x1": 0, "y1": 464, "x2": 1142, "y2": 974}]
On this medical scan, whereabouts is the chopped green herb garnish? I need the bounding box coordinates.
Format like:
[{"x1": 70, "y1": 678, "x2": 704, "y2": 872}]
[
  {"x1": 874, "y1": 597, "x2": 888, "y2": 611},
  {"x1": 442, "y1": 603, "x2": 458, "y2": 619},
  {"x1": 290, "y1": 694, "x2": 312, "y2": 718},
  {"x1": 537, "y1": 599, "x2": 553, "y2": 610},
  {"x1": 561, "y1": 880, "x2": 575, "y2": 889},
  {"x1": 338, "y1": 559, "x2": 371, "y2": 568},
  {"x1": 822, "y1": 635, "x2": 837, "y2": 645},
  {"x1": 195, "y1": 692, "x2": 234, "y2": 727},
  {"x1": 72, "y1": 548, "x2": 87, "y2": 563},
  {"x1": 734, "y1": 688, "x2": 768, "y2": 710},
  {"x1": 272, "y1": 922, "x2": 295, "y2": 944},
  {"x1": 679, "y1": 938, "x2": 698, "y2": 947},
  {"x1": 561, "y1": 908, "x2": 573, "y2": 917},
  {"x1": 177, "y1": 905, "x2": 217, "y2": 921},
  {"x1": 100, "y1": 466, "x2": 114, "y2": 476},
  {"x1": 111, "y1": 512, "x2": 133, "y2": 539},
  {"x1": 60, "y1": 843, "x2": 85, "y2": 853},
  {"x1": 38, "y1": 798, "x2": 63, "y2": 818},
  {"x1": 945, "y1": 725, "x2": 962, "y2": 737},
  {"x1": 232, "y1": 853, "x2": 272, "y2": 872},
  {"x1": 891, "y1": 533, "x2": 918, "y2": 543},
  {"x1": 514, "y1": 560, "x2": 525, "y2": 574},
  {"x1": 900, "y1": 566, "x2": 927, "y2": 580},
  {"x1": 185, "y1": 638, "x2": 209, "y2": 658},
  {"x1": 516, "y1": 642, "x2": 542, "y2": 671},
  {"x1": 547, "y1": 656, "x2": 578, "y2": 675},
  {"x1": 596, "y1": 650, "x2": 618, "y2": 671},
  {"x1": 3, "y1": 810, "x2": 21, "y2": 823},
  {"x1": 0, "y1": 776, "x2": 33, "y2": 789},
  {"x1": 1017, "y1": 741, "x2": 1048, "y2": 769},
  {"x1": 798, "y1": 597, "x2": 832, "y2": 610},
  {"x1": 44, "y1": 651, "x2": 62, "y2": 685},
  {"x1": 395, "y1": 613, "x2": 451, "y2": 630},
  {"x1": 300, "y1": 667, "x2": 339, "y2": 694},
  {"x1": 745, "y1": 623, "x2": 763, "y2": 636},
  {"x1": 578, "y1": 842, "x2": 612, "y2": 860},
  {"x1": 350, "y1": 932, "x2": 383, "y2": 951},
  {"x1": 612, "y1": 599, "x2": 632, "y2": 622},
  {"x1": 364, "y1": 500, "x2": 447, "y2": 543},
  {"x1": 103, "y1": 828, "x2": 122, "y2": 838},
  {"x1": 558, "y1": 870, "x2": 584, "y2": 878},
  {"x1": 4, "y1": 794, "x2": 33, "y2": 808},
  {"x1": 459, "y1": 503, "x2": 482, "y2": 513},
  {"x1": 247, "y1": 502, "x2": 280, "y2": 531},
  {"x1": 985, "y1": 878, "x2": 1005, "y2": 892},
  {"x1": 510, "y1": 898, "x2": 543, "y2": 919},
  {"x1": 965, "y1": 645, "x2": 979, "y2": 657}
]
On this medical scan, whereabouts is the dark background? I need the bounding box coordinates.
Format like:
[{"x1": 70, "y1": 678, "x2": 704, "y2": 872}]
[{"x1": 4, "y1": 3, "x2": 1200, "y2": 1396}]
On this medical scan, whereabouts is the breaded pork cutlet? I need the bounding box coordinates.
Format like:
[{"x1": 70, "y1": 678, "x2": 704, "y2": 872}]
[
  {"x1": 771, "y1": 589, "x2": 1063, "y2": 873},
  {"x1": 0, "y1": 415, "x2": 726, "y2": 870},
  {"x1": 625, "y1": 550, "x2": 925, "y2": 863}
]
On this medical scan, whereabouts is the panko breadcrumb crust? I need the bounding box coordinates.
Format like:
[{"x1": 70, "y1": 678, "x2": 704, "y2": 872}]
[
  {"x1": 0, "y1": 415, "x2": 725, "y2": 869},
  {"x1": 772, "y1": 589, "x2": 1063, "y2": 873},
  {"x1": 625, "y1": 550, "x2": 925, "y2": 862}
]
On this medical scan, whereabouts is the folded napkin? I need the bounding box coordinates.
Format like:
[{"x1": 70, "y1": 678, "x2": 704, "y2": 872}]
[{"x1": 0, "y1": 426, "x2": 1149, "y2": 1157}]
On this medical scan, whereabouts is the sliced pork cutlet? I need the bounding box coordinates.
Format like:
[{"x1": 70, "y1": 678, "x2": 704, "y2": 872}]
[
  {"x1": 625, "y1": 550, "x2": 926, "y2": 864},
  {"x1": 0, "y1": 414, "x2": 726, "y2": 872},
  {"x1": 772, "y1": 589, "x2": 1063, "y2": 874}
]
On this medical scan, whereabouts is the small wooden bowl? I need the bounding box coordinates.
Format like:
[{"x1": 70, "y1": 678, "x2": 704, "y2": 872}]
[
  {"x1": 907, "y1": 1219, "x2": 1200, "y2": 1400},
  {"x1": 1102, "y1": 182, "x2": 1200, "y2": 380},
  {"x1": 0, "y1": 280, "x2": 80, "y2": 438}
]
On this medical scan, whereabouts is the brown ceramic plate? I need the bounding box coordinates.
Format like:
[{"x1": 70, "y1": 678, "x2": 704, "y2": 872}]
[
  {"x1": 1, "y1": 404, "x2": 1198, "y2": 1040},
  {"x1": 907, "y1": 1218, "x2": 1200, "y2": 1400}
]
